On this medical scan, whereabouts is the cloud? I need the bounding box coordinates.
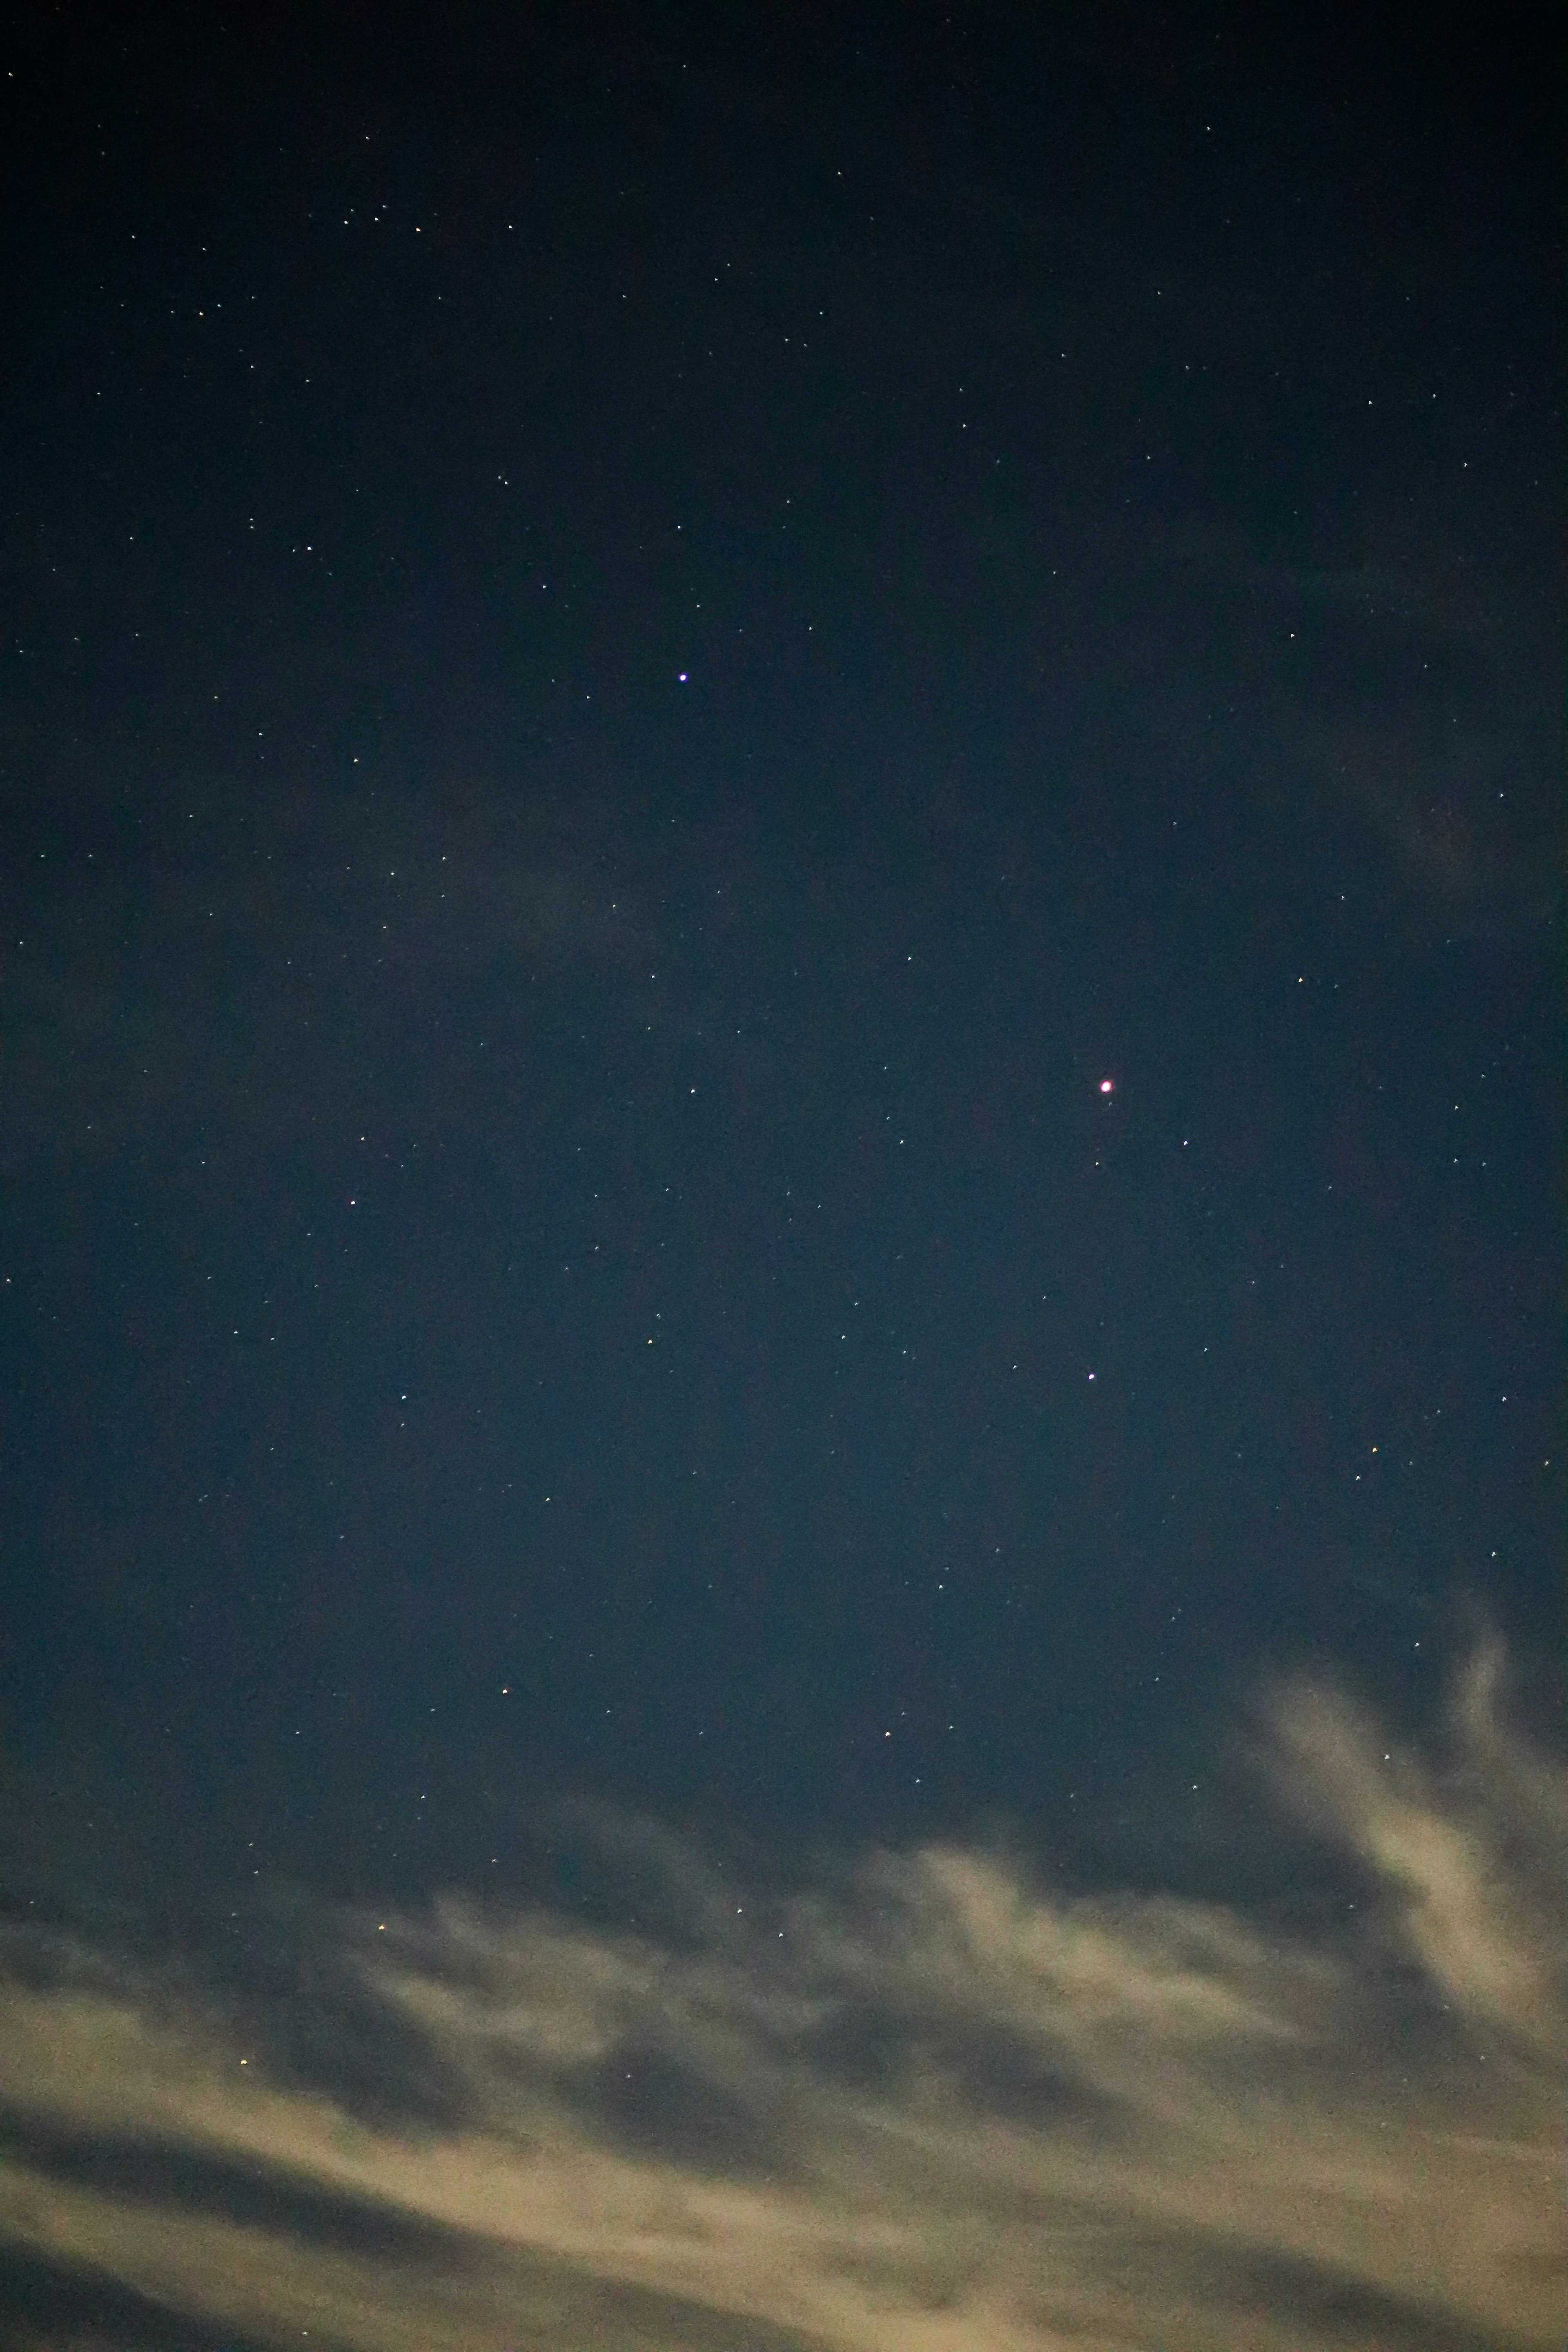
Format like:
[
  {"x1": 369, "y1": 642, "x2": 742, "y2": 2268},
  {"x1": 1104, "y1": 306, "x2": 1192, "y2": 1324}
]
[
  {"x1": 0, "y1": 1647, "x2": 1561, "y2": 2351},
  {"x1": 1140, "y1": 529, "x2": 1560, "y2": 944},
  {"x1": 0, "y1": 779, "x2": 668, "y2": 1185}
]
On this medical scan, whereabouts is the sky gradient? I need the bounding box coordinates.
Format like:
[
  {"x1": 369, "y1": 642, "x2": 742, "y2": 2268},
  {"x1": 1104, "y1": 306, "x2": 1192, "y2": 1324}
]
[{"x1": 0, "y1": 6, "x2": 1561, "y2": 2347}]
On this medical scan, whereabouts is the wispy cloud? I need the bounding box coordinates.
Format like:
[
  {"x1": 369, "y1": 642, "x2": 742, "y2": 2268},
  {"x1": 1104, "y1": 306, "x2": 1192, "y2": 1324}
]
[
  {"x1": 1148, "y1": 529, "x2": 1560, "y2": 942},
  {"x1": 0, "y1": 784, "x2": 663, "y2": 1182},
  {"x1": 1, "y1": 1644, "x2": 1561, "y2": 2350}
]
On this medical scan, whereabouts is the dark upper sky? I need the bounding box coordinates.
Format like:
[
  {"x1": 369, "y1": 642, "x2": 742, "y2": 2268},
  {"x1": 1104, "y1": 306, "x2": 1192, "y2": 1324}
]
[{"x1": 1, "y1": 2, "x2": 1559, "y2": 1922}]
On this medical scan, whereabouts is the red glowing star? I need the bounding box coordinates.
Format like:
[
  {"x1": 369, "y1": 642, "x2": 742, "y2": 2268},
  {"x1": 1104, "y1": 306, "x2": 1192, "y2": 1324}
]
[{"x1": 1098, "y1": 1078, "x2": 1114, "y2": 1095}]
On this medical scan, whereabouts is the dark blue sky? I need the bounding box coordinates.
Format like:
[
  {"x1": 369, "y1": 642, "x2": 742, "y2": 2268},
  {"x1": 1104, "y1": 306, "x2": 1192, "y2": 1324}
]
[
  {"x1": 0, "y1": 15, "x2": 1563, "y2": 2351},
  {"x1": 2, "y1": 2, "x2": 1559, "y2": 1921}
]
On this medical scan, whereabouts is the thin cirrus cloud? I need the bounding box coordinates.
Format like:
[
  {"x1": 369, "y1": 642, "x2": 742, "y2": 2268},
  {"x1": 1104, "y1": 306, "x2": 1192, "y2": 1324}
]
[
  {"x1": 0, "y1": 1643, "x2": 1561, "y2": 2352},
  {"x1": 0, "y1": 790, "x2": 659, "y2": 1180}
]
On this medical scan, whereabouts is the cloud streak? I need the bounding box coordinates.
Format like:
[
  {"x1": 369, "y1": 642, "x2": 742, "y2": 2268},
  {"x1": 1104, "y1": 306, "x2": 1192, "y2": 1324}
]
[{"x1": 0, "y1": 1644, "x2": 1561, "y2": 2351}]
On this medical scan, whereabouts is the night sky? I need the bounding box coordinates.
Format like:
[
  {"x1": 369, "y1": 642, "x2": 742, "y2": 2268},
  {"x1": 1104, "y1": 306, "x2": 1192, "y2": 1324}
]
[{"x1": 1, "y1": 9, "x2": 1562, "y2": 2350}]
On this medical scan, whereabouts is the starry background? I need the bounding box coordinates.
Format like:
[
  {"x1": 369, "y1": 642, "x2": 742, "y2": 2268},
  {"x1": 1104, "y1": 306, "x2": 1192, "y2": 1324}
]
[{"x1": 1, "y1": 4, "x2": 1559, "y2": 1921}]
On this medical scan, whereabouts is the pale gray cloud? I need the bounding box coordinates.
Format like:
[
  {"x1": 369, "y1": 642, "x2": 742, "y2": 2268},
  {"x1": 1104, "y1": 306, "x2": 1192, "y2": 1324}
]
[
  {"x1": 1140, "y1": 524, "x2": 1559, "y2": 944},
  {"x1": 0, "y1": 1646, "x2": 1561, "y2": 2351},
  {"x1": 0, "y1": 782, "x2": 664, "y2": 1182}
]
